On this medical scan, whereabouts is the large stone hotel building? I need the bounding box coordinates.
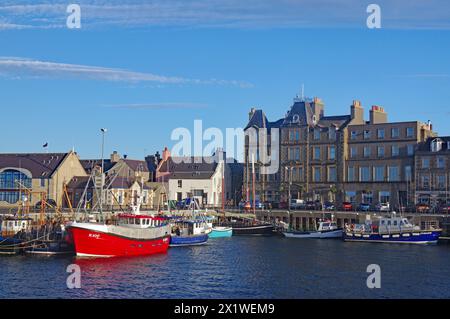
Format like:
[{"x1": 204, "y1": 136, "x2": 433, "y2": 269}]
[{"x1": 244, "y1": 95, "x2": 441, "y2": 209}]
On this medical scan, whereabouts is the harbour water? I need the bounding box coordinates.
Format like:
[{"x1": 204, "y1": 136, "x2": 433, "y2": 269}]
[{"x1": 1, "y1": 237, "x2": 450, "y2": 299}]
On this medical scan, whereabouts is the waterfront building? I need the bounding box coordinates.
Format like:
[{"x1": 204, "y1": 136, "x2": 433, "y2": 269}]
[
  {"x1": 82, "y1": 151, "x2": 150, "y2": 182},
  {"x1": 66, "y1": 175, "x2": 154, "y2": 211},
  {"x1": 414, "y1": 136, "x2": 450, "y2": 207},
  {"x1": 244, "y1": 108, "x2": 283, "y2": 205},
  {"x1": 343, "y1": 103, "x2": 435, "y2": 208},
  {"x1": 243, "y1": 95, "x2": 436, "y2": 208},
  {"x1": 0, "y1": 151, "x2": 87, "y2": 210},
  {"x1": 155, "y1": 148, "x2": 240, "y2": 208}
]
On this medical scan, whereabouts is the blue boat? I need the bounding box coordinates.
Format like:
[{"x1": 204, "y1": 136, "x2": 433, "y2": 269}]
[
  {"x1": 209, "y1": 226, "x2": 233, "y2": 238},
  {"x1": 344, "y1": 215, "x2": 441, "y2": 244},
  {"x1": 170, "y1": 234, "x2": 209, "y2": 247},
  {"x1": 170, "y1": 220, "x2": 210, "y2": 247}
]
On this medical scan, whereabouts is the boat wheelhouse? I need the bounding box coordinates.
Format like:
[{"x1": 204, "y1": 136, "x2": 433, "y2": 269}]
[{"x1": 0, "y1": 216, "x2": 32, "y2": 255}]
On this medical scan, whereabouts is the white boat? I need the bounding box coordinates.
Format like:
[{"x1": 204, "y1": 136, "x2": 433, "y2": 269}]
[{"x1": 283, "y1": 221, "x2": 343, "y2": 239}]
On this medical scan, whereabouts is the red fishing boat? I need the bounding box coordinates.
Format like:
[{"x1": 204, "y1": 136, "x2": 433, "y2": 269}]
[{"x1": 66, "y1": 213, "x2": 171, "y2": 258}]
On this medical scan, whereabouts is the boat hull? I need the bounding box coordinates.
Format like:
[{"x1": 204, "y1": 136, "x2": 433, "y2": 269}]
[
  {"x1": 209, "y1": 227, "x2": 233, "y2": 238},
  {"x1": 25, "y1": 240, "x2": 74, "y2": 255},
  {"x1": 170, "y1": 234, "x2": 209, "y2": 247},
  {"x1": 284, "y1": 229, "x2": 343, "y2": 239},
  {"x1": 232, "y1": 224, "x2": 274, "y2": 236},
  {"x1": 67, "y1": 226, "x2": 171, "y2": 257},
  {"x1": 0, "y1": 237, "x2": 23, "y2": 255},
  {"x1": 344, "y1": 230, "x2": 441, "y2": 244}
]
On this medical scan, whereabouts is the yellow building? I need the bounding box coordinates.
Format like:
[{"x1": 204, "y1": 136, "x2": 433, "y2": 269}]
[{"x1": 0, "y1": 151, "x2": 87, "y2": 210}]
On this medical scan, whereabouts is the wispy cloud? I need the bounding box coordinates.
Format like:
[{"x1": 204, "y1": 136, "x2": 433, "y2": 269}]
[
  {"x1": 396, "y1": 74, "x2": 450, "y2": 78},
  {"x1": 104, "y1": 102, "x2": 209, "y2": 110},
  {"x1": 0, "y1": 57, "x2": 253, "y2": 87},
  {"x1": 1, "y1": 0, "x2": 450, "y2": 30}
]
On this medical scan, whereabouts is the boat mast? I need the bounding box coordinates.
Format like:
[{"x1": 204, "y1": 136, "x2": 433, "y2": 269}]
[
  {"x1": 252, "y1": 152, "x2": 256, "y2": 216},
  {"x1": 99, "y1": 128, "x2": 107, "y2": 219},
  {"x1": 222, "y1": 152, "x2": 225, "y2": 212}
]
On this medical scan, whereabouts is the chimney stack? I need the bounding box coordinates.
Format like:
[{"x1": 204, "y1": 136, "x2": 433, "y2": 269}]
[
  {"x1": 162, "y1": 147, "x2": 171, "y2": 161},
  {"x1": 110, "y1": 151, "x2": 120, "y2": 163},
  {"x1": 369, "y1": 105, "x2": 388, "y2": 124},
  {"x1": 350, "y1": 100, "x2": 364, "y2": 125}
]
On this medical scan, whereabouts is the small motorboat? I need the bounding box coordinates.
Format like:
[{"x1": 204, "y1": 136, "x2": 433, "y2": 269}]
[
  {"x1": 170, "y1": 220, "x2": 209, "y2": 247},
  {"x1": 209, "y1": 226, "x2": 233, "y2": 238},
  {"x1": 283, "y1": 221, "x2": 343, "y2": 239}
]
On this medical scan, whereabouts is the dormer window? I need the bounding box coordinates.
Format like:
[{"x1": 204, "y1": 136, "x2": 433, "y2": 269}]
[{"x1": 431, "y1": 138, "x2": 443, "y2": 152}]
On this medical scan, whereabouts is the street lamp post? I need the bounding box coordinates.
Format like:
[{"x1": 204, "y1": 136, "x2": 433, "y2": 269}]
[{"x1": 285, "y1": 167, "x2": 292, "y2": 210}]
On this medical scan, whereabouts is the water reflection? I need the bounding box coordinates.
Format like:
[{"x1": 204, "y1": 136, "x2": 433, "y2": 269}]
[{"x1": 1, "y1": 238, "x2": 450, "y2": 299}]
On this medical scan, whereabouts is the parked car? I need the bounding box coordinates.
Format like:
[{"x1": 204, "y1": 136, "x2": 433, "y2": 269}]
[
  {"x1": 438, "y1": 203, "x2": 450, "y2": 214},
  {"x1": 323, "y1": 201, "x2": 335, "y2": 211},
  {"x1": 415, "y1": 203, "x2": 431, "y2": 213},
  {"x1": 290, "y1": 199, "x2": 305, "y2": 210},
  {"x1": 240, "y1": 200, "x2": 265, "y2": 210},
  {"x1": 305, "y1": 200, "x2": 322, "y2": 210},
  {"x1": 341, "y1": 202, "x2": 353, "y2": 211},
  {"x1": 358, "y1": 202, "x2": 371, "y2": 212},
  {"x1": 264, "y1": 201, "x2": 278, "y2": 209},
  {"x1": 35, "y1": 199, "x2": 57, "y2": 209},
  {"x1": 375, "y1": 202, "x2": 390, "y2": 212}
]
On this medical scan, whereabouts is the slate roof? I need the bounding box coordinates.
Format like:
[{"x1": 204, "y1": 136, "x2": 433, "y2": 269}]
[
  {"x1": 123, "y1": 159, "x2": 149, "y2": 173},
  {"x1": 417, "y1": 136, "x2": 450, "y2": 152},
  {"x1": 80, "y1": 159, "x2": 115, "y2": 174},
  {"x1": 159, "y1": 157, "x2": 218, "y2": 174},
  {"x1": 282, "y1": 101, "x2": 315, "y2": 127},
  {"x1": 245, "y1": 110, "x2": 283, "y2": 131},
  {"x1": 317, "y1": 115, "x2": 352, "y2": 130},
  {"x1": 0, "y1": 153, "x2": 69, "y2": 178},
  {"x1": 67, "y1": 176, "x2": 151, "y2": 190},
  {"x1": 167, "y1": 172, "x2": 216, "y2": 180},
  {"x1": 67, "y1": 176, "x2": 94, "y2": 189}
]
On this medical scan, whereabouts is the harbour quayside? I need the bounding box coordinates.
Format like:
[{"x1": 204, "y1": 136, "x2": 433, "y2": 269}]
[{"x1": 344, "y1": 214, "x2": 442, "y2": 244}]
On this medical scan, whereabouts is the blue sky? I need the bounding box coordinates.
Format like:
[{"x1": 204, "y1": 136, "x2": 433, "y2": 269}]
[{"x1": 0, "y1": 0, "x2": 449, "y2": 159}]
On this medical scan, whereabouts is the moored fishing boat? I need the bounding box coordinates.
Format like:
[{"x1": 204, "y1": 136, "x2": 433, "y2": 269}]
[
  {"x1": 283, "y1": 221, "x2": 343, "y2": 239},
  {"x1": 344, "y1": 215, "x2": 441, "y2": 244},
  {"x1": 170, "y1": 220, "x2": 210, "y2": 247},
  {"x1": 209, "y1": 226, "x2": 233, "y2": 238},
  {"x1": 67, "y1": 213, "x2": 171, "y2": 257},
  {"x1": 227, "y1": 218, "x2": 274, "y2": 236},
  {"x1": 0, "y1": 216, "x2": 31, "y2": 255},
  {"x1": 25, "y1": 225, "x2": 74, "y2": 255}
]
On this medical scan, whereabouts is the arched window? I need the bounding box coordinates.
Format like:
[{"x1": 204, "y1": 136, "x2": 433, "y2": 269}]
[{"x1": 0, "y1": 169, "x2": 32, "y2": 204}]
